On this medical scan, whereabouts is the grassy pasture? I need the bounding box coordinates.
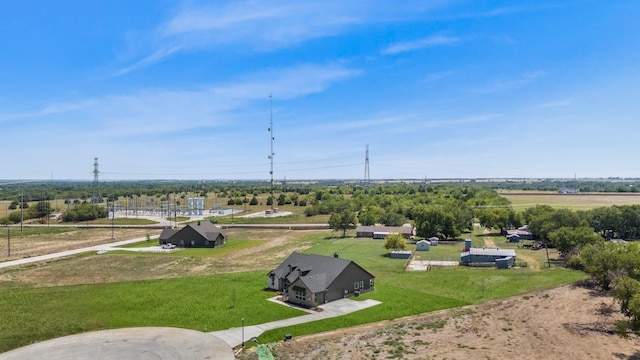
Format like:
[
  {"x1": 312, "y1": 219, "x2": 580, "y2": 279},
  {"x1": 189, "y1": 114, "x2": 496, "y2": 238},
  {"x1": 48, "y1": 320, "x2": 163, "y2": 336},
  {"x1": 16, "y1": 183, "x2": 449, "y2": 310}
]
[
  {"x1": 0, "y1": 229, "x2": 586, "y2": 353},
  {"x1": 0, "y1": 272, "x2": 304, "y2": 353},
  {"x1": 114, "y1": 239, "x2": 267, "y2": 258},
  {"x1": 499, "y1": 191, "x2": 640, "y2": 210}
]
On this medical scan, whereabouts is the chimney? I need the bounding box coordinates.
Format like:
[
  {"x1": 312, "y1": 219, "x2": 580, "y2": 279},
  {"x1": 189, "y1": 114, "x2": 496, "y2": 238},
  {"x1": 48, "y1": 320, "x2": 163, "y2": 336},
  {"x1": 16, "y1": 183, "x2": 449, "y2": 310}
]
[{"x1": 333, "y1": 252, "x2": 339, "y2": 258}]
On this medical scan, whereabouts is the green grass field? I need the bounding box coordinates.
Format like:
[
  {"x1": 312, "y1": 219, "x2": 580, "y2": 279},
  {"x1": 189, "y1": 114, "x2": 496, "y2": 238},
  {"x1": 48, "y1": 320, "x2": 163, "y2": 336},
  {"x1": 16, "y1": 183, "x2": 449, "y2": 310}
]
[
  {"x1": 0, "y1": 272, "x2": 303, "y2": 352},
  {"x1": 115, "y1": 239, "x2": 266, "y2": 258},
  {"x1": 0, "y1": 228, "x2": 586, "y2": 352}
]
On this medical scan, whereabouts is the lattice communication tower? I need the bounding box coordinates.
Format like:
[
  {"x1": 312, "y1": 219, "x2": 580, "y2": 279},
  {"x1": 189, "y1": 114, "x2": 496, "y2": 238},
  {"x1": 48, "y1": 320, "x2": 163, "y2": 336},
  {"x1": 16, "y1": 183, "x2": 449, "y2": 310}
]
[
  {"x1": 92, "y1": 157, "x2": 101, "y2": 203},
  {"x1": 268, "y1": 94, "x2": 275, "y2": 210},
  {"x1": 364, "y1": 144, "x2": 370, "y2": 185}
]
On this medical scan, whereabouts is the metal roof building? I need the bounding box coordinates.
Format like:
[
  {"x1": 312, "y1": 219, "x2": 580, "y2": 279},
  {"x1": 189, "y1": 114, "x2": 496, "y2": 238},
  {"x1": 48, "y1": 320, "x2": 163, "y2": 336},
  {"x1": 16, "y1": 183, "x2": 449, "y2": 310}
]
[{"x1": 460, "y1": 248, "x2": 517, "y2": 266}]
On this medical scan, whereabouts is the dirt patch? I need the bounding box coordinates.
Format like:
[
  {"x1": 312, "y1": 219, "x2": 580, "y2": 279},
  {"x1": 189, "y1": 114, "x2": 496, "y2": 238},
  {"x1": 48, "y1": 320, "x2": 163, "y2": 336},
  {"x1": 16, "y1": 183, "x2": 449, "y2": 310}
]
[
  {"x1": 0, "y1": 229, "x2": 320, "y2": 287},
  {"x1": 0, "y1": 228, "x2": 154, "y2": 261},
  {"x1": 257, "y1": 284, "x2": 640, "y2": 360}
]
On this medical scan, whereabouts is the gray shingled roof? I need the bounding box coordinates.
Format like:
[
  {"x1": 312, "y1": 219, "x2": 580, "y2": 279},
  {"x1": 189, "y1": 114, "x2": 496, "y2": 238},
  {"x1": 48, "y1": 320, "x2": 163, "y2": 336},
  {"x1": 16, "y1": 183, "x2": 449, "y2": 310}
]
[
  {"x1": 159, "y1": 228, "x2": 178, "y2": 240},
  {"x1": 272, "y1": 253, "x2": 373, "y2": 293},
  {"x1": 160, "y1": 222, "x2": 225, "y2": 242},
  {"x1": 188, "y1": 221, "x2": 224, "y2": 240}
]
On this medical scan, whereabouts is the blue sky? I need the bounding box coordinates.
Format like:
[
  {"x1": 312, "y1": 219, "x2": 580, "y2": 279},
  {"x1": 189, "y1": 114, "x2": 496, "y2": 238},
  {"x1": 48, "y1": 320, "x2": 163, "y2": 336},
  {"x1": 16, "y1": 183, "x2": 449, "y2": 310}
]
[{"x1": 1, "y1": 0, "x2": 639, "y2": 180}]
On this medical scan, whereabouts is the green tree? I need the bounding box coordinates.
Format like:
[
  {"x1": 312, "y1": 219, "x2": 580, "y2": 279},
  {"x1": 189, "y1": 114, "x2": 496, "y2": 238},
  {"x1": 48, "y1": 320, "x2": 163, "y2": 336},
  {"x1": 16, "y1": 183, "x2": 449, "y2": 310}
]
[
  {"x1": 378, "y1": 211, "x2": 406, "y2": 227},
  {"x1": 476, "y1": 208, "x2": 497, "y2": 231},
  {"x1": 413, "y1": 206, "x2": 458, "y2": 240},
  {"x1": 328, "y1": 210, "x2": 356, "y2": 237},
  {"x1": 548, "y1": 226, "x2": 603, "y2": 256},
  {"x1": 358, "y1": 205, "x2": 382, "y2": 226},
  {"x1": 384, "y1": 233, "x2": 407, "y2": 251},
  {"x1": 615, "y1": 276, "x2": 640, "y2": 333},
  {"x1": 249, "y1": 196, "x2": 258, "y2": 205},
  {"x1": 580, "y1": 242, "x2": 620, "y2": 290},
  {"x1": 589, "y1": 206, "x2": 621, "y2": 238},
  {"x1": 62, "y1": 203, "x2": 107, "y2": 222}
]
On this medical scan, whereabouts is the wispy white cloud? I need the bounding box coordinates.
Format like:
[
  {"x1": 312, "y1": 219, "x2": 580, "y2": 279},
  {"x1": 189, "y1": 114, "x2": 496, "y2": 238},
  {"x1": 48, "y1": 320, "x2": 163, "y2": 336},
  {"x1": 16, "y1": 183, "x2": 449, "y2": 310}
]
[
  {"x1": 471, "y1": 70, "x2": 546, "y2": 94},
  {"x1": 114, "y1": 0, "x2": 459, "y2": 75},
  {"x1": 6, "y1": 63, "x2": 360, "y2": 137},
  {"x1": 532, "y1": 97, "x2": 574, "y2": 109},
  {"x1": 421, "y1": 113, "x2": 501, "y2": 128},
  {"x1": 0, "y1": 100, "x2": 96, "y2": 123},
  {"x1": 422, "y1": 70, "x2": 456, "y2": 83},
  {"x1": 382, "y1": 35, "x2": 461, "y2": 55},
  {"x1": 114, "y1": 1, "x2": 368, "y2": 75}
]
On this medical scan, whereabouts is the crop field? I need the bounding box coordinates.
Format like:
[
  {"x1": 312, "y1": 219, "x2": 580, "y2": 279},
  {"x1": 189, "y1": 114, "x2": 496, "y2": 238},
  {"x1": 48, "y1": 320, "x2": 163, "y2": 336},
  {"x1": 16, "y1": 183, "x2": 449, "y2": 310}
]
[
  {"x1": 0, "y1": 227, "x2": 585, "y2": 353},
  {"x1": 499, "y1": 191, "x2": 640, "y2": 210}
]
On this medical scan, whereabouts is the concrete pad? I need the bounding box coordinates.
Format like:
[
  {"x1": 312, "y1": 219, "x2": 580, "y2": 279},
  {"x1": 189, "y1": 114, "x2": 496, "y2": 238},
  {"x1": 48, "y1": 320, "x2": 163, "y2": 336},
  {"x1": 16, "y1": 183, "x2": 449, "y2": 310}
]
[
  {"x1": 0, "y1": 327, "x2": 233, "y2": 360},
  {"x1": 210, "y1": 298, "x2": 381, "y2": 348}
]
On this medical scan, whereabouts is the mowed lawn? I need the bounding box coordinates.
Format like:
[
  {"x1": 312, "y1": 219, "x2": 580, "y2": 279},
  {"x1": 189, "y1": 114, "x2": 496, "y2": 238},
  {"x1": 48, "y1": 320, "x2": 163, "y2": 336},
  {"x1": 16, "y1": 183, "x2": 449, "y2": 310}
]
[{"x1": 0, "y1": 232, "x2": 586, "y2": 353}]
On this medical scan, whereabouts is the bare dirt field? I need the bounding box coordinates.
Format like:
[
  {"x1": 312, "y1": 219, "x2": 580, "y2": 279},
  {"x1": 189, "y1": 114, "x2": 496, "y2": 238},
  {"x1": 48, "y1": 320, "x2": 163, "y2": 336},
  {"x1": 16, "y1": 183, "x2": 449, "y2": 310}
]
[
  {"x1": 262, "y1": 283, "x2": 640, "y2": 360},
  {"x1": 500, "y1": 192, "x2": 640, "y2": 211},
  {"x1": 0, "y1": 228, "x2": 154, "y2": 261},
  {"x1": 0, "y1": 229, "x2": 312, "y2": 287}
]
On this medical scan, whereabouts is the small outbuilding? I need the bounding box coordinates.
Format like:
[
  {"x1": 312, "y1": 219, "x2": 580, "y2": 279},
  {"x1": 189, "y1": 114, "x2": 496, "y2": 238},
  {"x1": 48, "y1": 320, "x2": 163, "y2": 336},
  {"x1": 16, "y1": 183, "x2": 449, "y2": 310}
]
[
  {"x1": 496, "y1": 256, "x2": 515, "y2": 269},
  {"x1": 390, "y1": 250, "x2": 412, "y2": 259},
  {"x1": 356, "y1": 225, "x2": 414, "y2": 239},
  {"x1": 505, "y1": 226, "x2": 533, "y2": 240},
  {"x1": 416, "y1": 240, "x2": 431, "y2": 251},
  {"x1": 506, "y1": 234, "x2": 520, "y2": 243},
  {"x1": 428, "y1": 236, "x2": 439, "y2": 246},
  {"x1": 460, "y1": 248, "x2": 517, "y2": 267}
]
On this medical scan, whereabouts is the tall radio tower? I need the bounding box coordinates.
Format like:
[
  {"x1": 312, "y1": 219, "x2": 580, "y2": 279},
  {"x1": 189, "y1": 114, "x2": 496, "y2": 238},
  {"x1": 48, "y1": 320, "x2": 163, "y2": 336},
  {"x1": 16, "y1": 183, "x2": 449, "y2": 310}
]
[
  {"x1": 267, "y1": 94, "x2": 275, "y2": 210},
  {"x1": 364, "y1": 144, "x2": 370, "y2": 185},
  {"x1": 92, "y1": 157, "x2": 101, "y2": 203}
]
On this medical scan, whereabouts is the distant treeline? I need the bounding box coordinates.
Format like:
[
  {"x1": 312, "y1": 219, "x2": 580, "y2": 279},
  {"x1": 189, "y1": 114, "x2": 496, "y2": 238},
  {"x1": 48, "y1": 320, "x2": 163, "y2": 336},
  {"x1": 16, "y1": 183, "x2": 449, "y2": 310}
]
[
  {"x1": 484, "y1": 180, "x2": 640, "y2": 193},
  {"x1": 2, "y1": 179, "x2": 640, "y2": 202}
]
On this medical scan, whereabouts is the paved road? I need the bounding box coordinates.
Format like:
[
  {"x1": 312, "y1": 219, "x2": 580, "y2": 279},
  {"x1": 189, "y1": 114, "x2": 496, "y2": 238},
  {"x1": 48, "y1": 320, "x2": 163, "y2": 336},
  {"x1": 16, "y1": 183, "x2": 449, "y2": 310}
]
[
  {"x1": 0, "y1": 327, "x2": 234, "y2": 360},
  {"x1": 210, "y1": 297, "x2": 381, "y2": 347},
  {"x1": 0, "y1": 236, "x2": 157, "y2": 269}
]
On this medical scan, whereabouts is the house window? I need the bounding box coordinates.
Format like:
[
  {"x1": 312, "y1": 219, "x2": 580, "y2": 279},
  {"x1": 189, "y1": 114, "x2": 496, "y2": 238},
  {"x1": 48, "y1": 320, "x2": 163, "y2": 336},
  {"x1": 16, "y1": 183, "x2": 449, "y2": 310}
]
[
  {"x1": 294, "y1": 289, "x2": 305, "y2": 300},
  {"x1": 370, "y1": 279, "x2": 374, "y2": 288},
  {"x1": 205, "y1": 240, "x2": 209, "y2": 246},
  {"x1": 354, "y1": 282, "x2": 360, "y2": 290},
  {"x1": 359, "y1": 281, "x2": 364, "y2": 289}
]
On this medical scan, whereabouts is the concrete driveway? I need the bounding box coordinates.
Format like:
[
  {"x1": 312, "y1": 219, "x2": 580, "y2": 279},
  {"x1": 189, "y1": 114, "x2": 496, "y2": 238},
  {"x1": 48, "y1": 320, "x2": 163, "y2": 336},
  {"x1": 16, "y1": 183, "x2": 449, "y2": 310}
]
[
  {"x1": 0, "y1": 327, "x2": 234, "y2": 360},
  {"x1": 210, "y1": 298, "x2": 382, "y2": 347},
  {"x1": 0, "y1": 299, "x2": 381, "y2": 358}
]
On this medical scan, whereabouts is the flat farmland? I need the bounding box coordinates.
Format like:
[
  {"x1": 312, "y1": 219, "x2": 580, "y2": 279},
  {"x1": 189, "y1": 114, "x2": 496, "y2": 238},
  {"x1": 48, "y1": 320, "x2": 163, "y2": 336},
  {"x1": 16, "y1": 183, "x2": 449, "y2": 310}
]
[{"x1": 499, "y1": 191, "x2": 640, "y2": 210}]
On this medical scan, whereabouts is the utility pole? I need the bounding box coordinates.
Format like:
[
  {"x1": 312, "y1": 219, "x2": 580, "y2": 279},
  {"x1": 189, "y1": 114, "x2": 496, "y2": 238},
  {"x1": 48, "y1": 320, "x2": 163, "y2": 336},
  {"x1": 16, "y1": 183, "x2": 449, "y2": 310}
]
[
  {"x1": 241, "y1": 317, "x2": 245, "y2": 349},
  {"x1": 20, "y1": 182, "x2": 23, "y2": 233},
  {"x1": 7, "y1": 227, "x2": 9, "y2": 257},
  {"x1": 111, "y1": 196, "x2": 115, "y2": 240}
]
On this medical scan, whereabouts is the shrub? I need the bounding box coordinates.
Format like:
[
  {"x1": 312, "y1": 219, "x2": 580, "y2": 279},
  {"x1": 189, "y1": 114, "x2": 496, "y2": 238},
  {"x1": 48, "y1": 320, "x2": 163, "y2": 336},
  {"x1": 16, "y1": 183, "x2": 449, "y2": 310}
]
[{"x1": 62, "y1": 203, "x2": 107, "y2": 222}]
